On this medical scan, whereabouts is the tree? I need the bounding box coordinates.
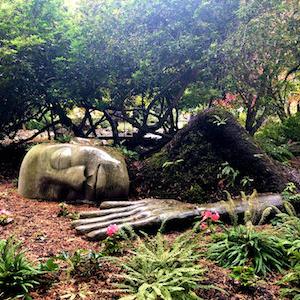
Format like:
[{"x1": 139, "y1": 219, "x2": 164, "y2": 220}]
[
  {"x1": 219, "y1": 0, "x2": 300, "y2": 134},
  {"x1": 0, "y1": 0, "x2": 76, "y2": 139},
  {"x1": 62, "y1": 0, "x2": 241, "y2": 145}
]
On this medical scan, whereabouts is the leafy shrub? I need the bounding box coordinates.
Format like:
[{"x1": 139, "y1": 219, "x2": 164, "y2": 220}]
[
  {"x1": 57, "y1": 202, "x2": 79, "y2": 220},
  {"x1": 255, "y1": 120, "x2": 293, "y2": 162},
  {"x1": 229, "y1": 266, "x2": 258, "y2": 288},
  {"x1": 116, "y1": 145, "x2": 139, "y2": 161},
  {"x1": 207, "y1": 225, "x2": 288, "y2": 276},
  {"x1": 56, "y1": 249, "x2": 103, "y2": 278},
  {"x1": 278, "y1": 263, "x2": 300, "y2": 300},
  {"x1": 118, "y1": 232, "x2": 210, "y2": 300},
  {"x1": 281, "y1": 182, "x2": 300, "y2": 206},
  {"x1": 0, "y1": 237, "x2": 57, "y2": 299},
  {"x1": 273, "y1": 212, "x2": 300, "y2": 242},
  {"x1": 283, "y1": 112, "x2": 300, "y2": 142},
  {"x1": 56, "y1": 134, "x2": 72, "y2": 143}
]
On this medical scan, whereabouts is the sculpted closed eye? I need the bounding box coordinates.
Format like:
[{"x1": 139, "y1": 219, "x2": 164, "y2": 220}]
[{"x1": 50, "y1": 147, "x2": 72, "y2": 170}]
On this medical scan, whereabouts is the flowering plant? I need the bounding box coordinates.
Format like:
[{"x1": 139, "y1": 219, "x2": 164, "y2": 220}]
[
  {"x1": 102, "y1": 224, "x2": 135, "y2": 255},
  {"x1": 106, "y1": 224, "x2": 119, "y2": 237},
  {"x1": 102, "y1": 224, "x2": 122, "y2": 255},
  {"x1": 194, "y1": 210, "x2": 220, "y2": 232},
  {"x1": 0, "y1": 209, "x2": 13, "y2": 226}
]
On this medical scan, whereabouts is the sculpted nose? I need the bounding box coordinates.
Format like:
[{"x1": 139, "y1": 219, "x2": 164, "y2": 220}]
[{"x1": 95, "y1": 164, "x2": 107, "y2": 200}]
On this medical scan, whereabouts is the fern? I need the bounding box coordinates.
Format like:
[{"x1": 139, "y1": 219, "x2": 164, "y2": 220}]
[
  {"x1": 222, "y1": 190, "x2": 277, "y2": 227},
  {"x1": 117, "y1": 231, "x2": 216, "y2": 300},
  {"x1": 278, "y1": 263, "x2": 300, "y2": 300}
]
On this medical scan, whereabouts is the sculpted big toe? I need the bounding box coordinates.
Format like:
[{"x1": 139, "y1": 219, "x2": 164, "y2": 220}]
[{"x1": 18, "y1": 144, "x2": 130, "y2": 203}]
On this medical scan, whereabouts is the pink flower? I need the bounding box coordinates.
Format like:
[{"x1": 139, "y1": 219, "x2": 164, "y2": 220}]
[
  {"x1": 201, "y1": 211, "x2": 213, "y2": 221},
  {"x1": 0, "y1": 209, "x2": 12, "y2": 216},
  {"x1": 200, "y1": 222, "x2": 208, "y2": 230},
  {"x1": 106, "y1": 224, "x2": 119, "y2": 237},
  {"x1": 211, "y1": 212, "x2": 220, "y2": 222}
]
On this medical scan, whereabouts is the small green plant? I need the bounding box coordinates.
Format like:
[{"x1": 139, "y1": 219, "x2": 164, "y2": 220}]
[
  {"x1": 282, "y1": 182, "x2": 300, "y2": 204},
  {"x1": 102, "y1": 224, "x2": 135, "y2": 255},
  {"x1": 207, "y1": 225, "x2": 288, "y2": 276},
  {"x1": 271, "y1": 200, "x2": 299, "y2": 241},
  {"x1": 229, "y1": 266, "x2": 258, "y2": 288},
  {"x1": 218, "y1": 162, "x2": 239, "y2": 187},
  {"x1": 56, "y1": 134, "x2": 72, "y2": 143},
  {"x1": 162, "y1": 158, "x2": 184, "y2": 169},
  {"x1": 212, "y1": 114, "x2": 228, "y2": 126},
  {"x1": 222, "y1": 190, "x2": 275, "y2": 226},
  {"x1": 56, "y1": 249, "x2": 103, "y2": 278},
  {"x1": 0, "y1": 237, "x2": 58, "y2": 299},
  {"x1": 57, "y1": 202, "x2": 70, "y2": 217},
  {"x1": 116, "y1": 145, "x2": 139, "y2": 160},
  {"x1": 117, "y1": 231, "x2": 215, "y2": 300},
  {"x1": 57, "y1": 203, "x2": 79, "y2": 220},
  {"x1": 240, "y1": 176, "x2": 254, "y2": 188},
  {"x1": 278, "y1": 263, "x2": 300, "y2": 300}
]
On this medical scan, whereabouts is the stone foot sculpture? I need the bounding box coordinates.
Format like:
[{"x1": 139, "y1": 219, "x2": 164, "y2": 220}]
[{"x1": 73, "y1": 193, "x2": 283, "y2": 240}]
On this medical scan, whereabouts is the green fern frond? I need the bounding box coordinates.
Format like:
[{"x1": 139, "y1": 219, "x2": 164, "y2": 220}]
[{"x1": 258, "y1": 207, "x2": 274, "y2": 225}]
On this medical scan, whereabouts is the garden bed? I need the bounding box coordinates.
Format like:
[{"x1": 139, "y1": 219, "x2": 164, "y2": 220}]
[{"x1": 0, "y1": 181, "x2": 286, "y2": 300}]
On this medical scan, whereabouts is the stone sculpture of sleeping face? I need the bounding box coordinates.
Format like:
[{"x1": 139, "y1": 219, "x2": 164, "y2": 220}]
[{"x1": 18, "y1": 144, "x2": 130, "y2": 202}]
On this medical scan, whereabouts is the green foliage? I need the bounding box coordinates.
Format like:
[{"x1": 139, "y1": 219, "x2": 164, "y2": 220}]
[
  {"x1": 116, "y1": 146, "x2": 139, "y2": 161},
  {"x1": 222, "y1": 190, "x2": 274, "y2": 226},
  {"x1": 57, "y1": 203, "x2": 79, "y2": 220},
  {"x1": 240, "y1": 176, "x2": 254, "y2": 188},
  {"x1": 57, "y1": 202, "x2": 70, "y2": 217},
  {"x1": 272, "y1": 208, "x2": 300, "y2": 266},
  {"x1": 222, "y1": 0, "x2": 299, "y2": 134},
  {"x1": 56, "y1": 249, "x2": 103, "y2": 278},
  {"x1": 207, "y1": 225, "x2": 288, "y2": 276},
  {"x1": 182, "y1": 183, "x2": 205, "y2": 202},
  {"x1": 278, "y1": 263, "x2": 300, "y2": 300},
  {"x1": 102, "y1": 226, "x2": 135, "y2": 256},
  {"x1": 212, "y1": 115, "x2": 228, "y2": 126},
  {"x1": 118, "y1": 232, "x2": 210, "y2": 300},
  {"x1": 56, "y1": 134, "x2": 72, "y2": 143},
  {"x1": 282, "y1": 182, "x2": 300, "y2": 204},
  {"x1": 162, "y1": 159, "x2": 184, "y2": 169},
  {"x1": 255, "y1": 121, "x2": 293, "y2": 162},
  {"x1": 283, "y1": 113, "x2": 300, "y2": 142},
  {"x1": 218, "y1": 162, "x2": 239, "y2": 187},
  {"x1": 0, "y1": 237, "x2": 52, "y2": 299},
  {"x1": 229, "y1": 266, "x2": 258, "y2": 288}
]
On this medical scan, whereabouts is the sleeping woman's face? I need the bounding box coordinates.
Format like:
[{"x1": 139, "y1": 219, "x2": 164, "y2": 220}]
[{"x1": 18, "y1": 144, "x2": 130, "y2": 202}]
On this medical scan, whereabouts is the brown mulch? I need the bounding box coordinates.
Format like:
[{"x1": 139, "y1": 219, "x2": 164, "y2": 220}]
[{"x1": 0, "y1": 182, "x2": 123, "y2": 300}]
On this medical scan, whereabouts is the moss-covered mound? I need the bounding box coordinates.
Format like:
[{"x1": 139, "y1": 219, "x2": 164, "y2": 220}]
[{"x1": 131, "y1": 108, "x2": 288, "y2": 203}]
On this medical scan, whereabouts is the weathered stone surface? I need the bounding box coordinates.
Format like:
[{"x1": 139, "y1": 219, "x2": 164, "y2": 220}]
[
  {"x1": 74, "y1": 193, "x2": 283, "y2": 240},
  {"x1": 18, "y1": 144, "x2": 129, "y2": 202}
]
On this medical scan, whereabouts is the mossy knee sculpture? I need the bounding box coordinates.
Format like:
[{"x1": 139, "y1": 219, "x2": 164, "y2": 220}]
[{"x1": 18, "y1": 144, "x2": 129, "y2": 202}]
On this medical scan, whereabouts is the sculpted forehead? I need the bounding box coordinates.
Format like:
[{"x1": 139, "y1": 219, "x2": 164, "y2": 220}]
[
  {"x1": 78, "y1": 146, "x2": 121, "y2": 165},
  {"x1": 46, "y1": 144, "x2": 121, "y2": 168}
]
